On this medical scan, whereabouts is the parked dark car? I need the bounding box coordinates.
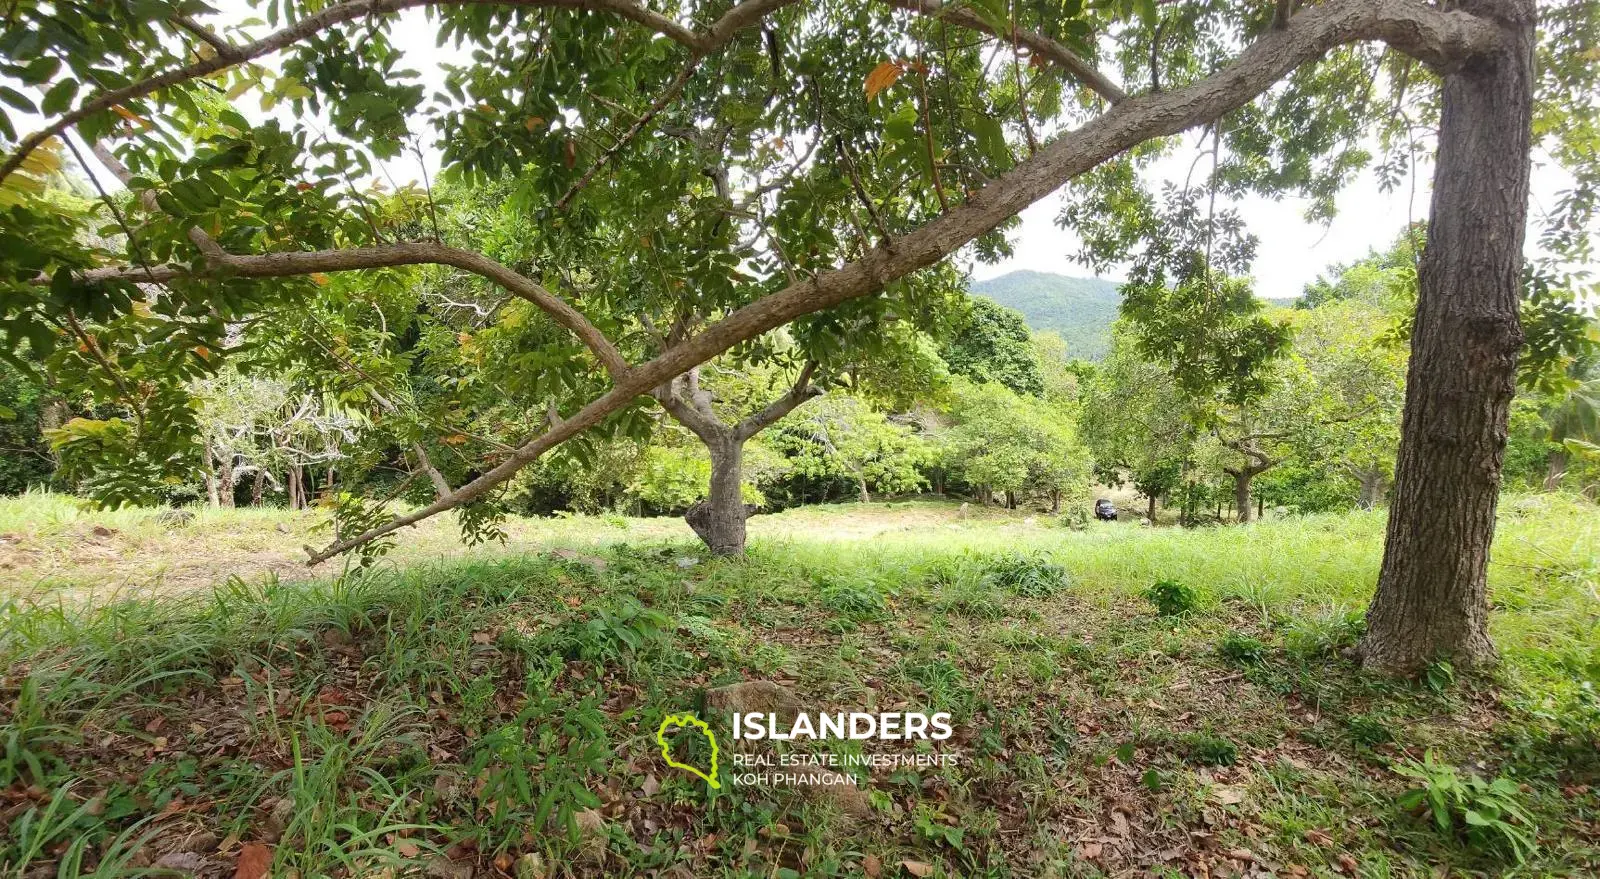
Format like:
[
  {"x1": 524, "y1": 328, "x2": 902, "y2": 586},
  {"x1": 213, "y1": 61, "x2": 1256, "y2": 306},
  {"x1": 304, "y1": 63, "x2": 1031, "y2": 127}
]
[{"x1": 1094, "y1": 498, "x2": 1118, "y2": 521}]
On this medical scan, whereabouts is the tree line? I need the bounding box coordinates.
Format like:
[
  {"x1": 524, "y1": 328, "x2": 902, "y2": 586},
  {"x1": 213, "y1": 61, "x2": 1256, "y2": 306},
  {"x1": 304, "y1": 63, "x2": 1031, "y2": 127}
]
[{"x1": 1, "y1": 0, "x2": 1596, "y2": 675}]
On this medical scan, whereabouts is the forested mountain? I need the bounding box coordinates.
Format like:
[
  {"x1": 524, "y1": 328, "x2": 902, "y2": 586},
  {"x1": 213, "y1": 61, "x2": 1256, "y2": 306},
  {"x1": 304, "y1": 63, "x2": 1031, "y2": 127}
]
[{"x1": 969, "y1": 271, "x2": 1122, "y2": 360}]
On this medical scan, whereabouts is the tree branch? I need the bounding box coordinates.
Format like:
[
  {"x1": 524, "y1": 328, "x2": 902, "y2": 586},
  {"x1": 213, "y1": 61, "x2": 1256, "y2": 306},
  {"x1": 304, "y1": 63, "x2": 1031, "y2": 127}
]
[
  {"x1": 888, "y1": 0, "x2": 1129, "y2": 104},
  {"x1": 735, "y1": 360, "x2": 820, "y2": 440},
  {"x1": 653, "y1": 368, "x2": 728, "y2": 441},
  {"x1": 165, "y1": 0, "x2": 1496, "y2": 564},
  {"x1": 556, "y1": 52, "x2": 704, "y2": 211},
  {"x1": 69, "y1": 240, "x2": 631, "y2": 381},
  {"x1": 0, "y1": 0, "x2": 799, "y2": 185}
]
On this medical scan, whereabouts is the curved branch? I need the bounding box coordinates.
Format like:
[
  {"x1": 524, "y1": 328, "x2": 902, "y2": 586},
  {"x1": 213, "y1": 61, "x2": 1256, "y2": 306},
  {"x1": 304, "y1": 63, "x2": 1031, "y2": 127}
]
[
  {"x1": 304, "y1": 0, "x2": 1503, "y2": 564},
  {"x1": 888, "y1": 0, "x2": 1128, "y2": 104},
  {"x1": 736, "y1": 360, "x2": 820, "y2": 440},
  {"x1": 74, "y1": 241, "x2": 631, "y2": 380}
]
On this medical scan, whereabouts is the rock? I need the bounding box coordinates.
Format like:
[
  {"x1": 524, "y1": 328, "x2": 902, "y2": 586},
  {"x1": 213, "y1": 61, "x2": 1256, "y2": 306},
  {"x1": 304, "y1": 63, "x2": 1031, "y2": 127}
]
[
  {"x1": 423, "y1": 857, "x2": 474, "y2": 879},
  {"x1": 675, "y1": 556, "x2": 700, "y2": 569},
  {"x1": 155, "y1": 509, "x2": 196, "y2": 528},
  {"x1": 514, "y1": 853, "x2": 548, "y2": 879},
  {"x1": 957, "y1": 502, "x2": 969, "y2": 520},
  {"x1": 705, "y1": 680, "x2": 802, "y2": 722},
  {"x1": 260, "y1": 797, "x2": 295, "y2": 843},
  {"x1": 276, "y1": 522, "x2": 292, "y2": 533},
  {"x1": 790, "y1": 767, "x2": 873, "y2": 818}
]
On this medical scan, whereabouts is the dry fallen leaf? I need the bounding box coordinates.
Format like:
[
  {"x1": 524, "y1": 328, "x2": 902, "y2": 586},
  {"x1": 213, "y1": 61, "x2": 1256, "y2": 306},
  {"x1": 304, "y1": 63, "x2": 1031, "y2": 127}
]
[
  {"x1": 1211, "y1": 784, "x2": 1247, "y2": 805},
  {"x1": 862, "y1": 853, "x2": 882, "y2": 877},
  {"x1": 233, "y1": 843, "x2": 272, "y2": 879},
  {"x1": 900, "y1": 860, "x2": 934, "y2": 878}
]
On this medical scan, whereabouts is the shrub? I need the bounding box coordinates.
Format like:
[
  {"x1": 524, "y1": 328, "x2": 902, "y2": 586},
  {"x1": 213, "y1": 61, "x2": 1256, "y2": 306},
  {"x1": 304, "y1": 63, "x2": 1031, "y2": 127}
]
[
  {"x1": 1345, "y1": 713, "x2": 1394, "y2": 748},
  {"x1": 1394, "y1": 751, "x2": 1537, "y2": 863},
  {"x1": 1144, "y1": 579, "x2": 1199, "y2": 617},
  {"x1": 1217, "y1": 632, "x2": 1266, "y2": 665},
  {"x1": 1181, "y1": 731, "x2": 1238, "y2": 766},
  {"x1": 987, "y1": 552, "x2": 1070, "y2": 598}
]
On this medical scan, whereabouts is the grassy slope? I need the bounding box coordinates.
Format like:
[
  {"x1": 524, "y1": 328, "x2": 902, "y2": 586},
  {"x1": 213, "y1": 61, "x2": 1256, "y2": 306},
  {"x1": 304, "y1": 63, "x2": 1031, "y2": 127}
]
[
  {"x1": 969, "y1": 271, "x2": 1122, "y2": 360},
  {"x1": 0, "y1": 495, "x2": 1597, "y2": 877}
]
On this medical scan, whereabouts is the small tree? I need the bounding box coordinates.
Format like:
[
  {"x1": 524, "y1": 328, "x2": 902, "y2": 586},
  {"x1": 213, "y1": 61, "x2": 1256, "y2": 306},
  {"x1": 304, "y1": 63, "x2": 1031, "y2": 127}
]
[
  {"x1": 1080, "y1": 325, "x2": 1194, "y2": 521},
  {"x1": 941, "y1": 378, "x2": 1090, "y2": 512}
]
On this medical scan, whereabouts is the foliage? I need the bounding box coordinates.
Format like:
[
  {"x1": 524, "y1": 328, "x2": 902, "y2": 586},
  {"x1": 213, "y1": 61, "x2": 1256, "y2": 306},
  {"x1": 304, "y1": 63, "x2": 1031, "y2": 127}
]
[
  {"x1": 1143, "y1": 579, "x2": 1199, "y2": 617},
  {"x1": 938, "y1": 296, "x2": 1044, "y2": 397},
  {"x1": 767, "y1": 395, "x2": 930, "y2": 504},
  {"x1": 0, "y1": 359, "x2": 53, "y2": 494},
  {"x1": 939, "y1": 378, "x2": 1090, "y2": 509},
  {"x1": 1180, "y1": 731, "x2": 1238, "y2": 766},
  {"x1": 1079, "y1": 326, "x2": 1193, "y2": 509},
  {"x1": 1217, "y1": 633, "x2": 1266, "y2": 665},
  {"x1": 1395, "y1": 751, "x2": 1538, "y2": 863},
  {"x1": 969, "y1": 271, "x2": 1122, "y2": 361}
]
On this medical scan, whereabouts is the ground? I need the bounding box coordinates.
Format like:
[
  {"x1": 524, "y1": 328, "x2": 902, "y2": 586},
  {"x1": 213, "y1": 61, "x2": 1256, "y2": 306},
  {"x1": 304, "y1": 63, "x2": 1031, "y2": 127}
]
[{"x1": 0, "y1": 493, "x2": 1596, "y2": 878}]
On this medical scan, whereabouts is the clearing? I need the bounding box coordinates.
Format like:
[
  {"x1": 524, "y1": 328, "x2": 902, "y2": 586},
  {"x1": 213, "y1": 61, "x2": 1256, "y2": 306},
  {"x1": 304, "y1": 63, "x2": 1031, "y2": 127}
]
[{"x1": 0, "y1": 494, "x2": 1597, "y2": 878}]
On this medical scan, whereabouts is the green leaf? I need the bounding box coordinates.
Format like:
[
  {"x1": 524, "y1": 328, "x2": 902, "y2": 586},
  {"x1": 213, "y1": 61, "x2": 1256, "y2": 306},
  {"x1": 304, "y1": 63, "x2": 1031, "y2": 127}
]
[
  {"x1": 41, "y1": 79, "x2": 79, "y2": 115},
  {"x1": 0, "y1": 86, "x2": 37, "y2": 114}
]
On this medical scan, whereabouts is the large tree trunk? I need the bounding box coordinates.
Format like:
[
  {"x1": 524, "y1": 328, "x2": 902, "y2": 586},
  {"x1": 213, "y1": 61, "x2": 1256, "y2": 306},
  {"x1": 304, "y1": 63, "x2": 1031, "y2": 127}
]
[
  {"x1": 1361, "y1": 0, "x2": 1533, "y2": 674},
  {"x1": 1146, "y1": 492, "x2": 1156, "y2": 523},
  {"x1": 1233, "y1": 471, "x2": 1253, "y2": 523},
  {"x1": 1357, "y1": 468, "x2": 1385, "y2": 509},
  {"x1": 685, "y1": 438, "x2": 753, "y2": 556},
  {"x1": 216, "y1": 455, "x2": 235, "y2": 509},
  {"x1": 1543, "y1": 448, "x2": 1567, "y2": 491}
]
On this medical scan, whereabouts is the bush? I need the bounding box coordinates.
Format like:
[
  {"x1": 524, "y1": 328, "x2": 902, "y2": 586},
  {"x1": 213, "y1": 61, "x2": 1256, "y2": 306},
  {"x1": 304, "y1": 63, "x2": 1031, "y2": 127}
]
[
  {"x1": 1394, "y1": 751, "x2": 1537, "y2": 863},
  {"x1": 1181, "y1": 731, "x2": 1238, "y2": 766},
  {"x1": 1144, "y1": 579, "x2": 1199, "y2": 617},
  {"x1": 1345, "y1": 713, "x2": 1393, "y2": 748},
  {"x1": 987, "y1": 552, "x2": 1070, "y2": 598},
  {"x1": 1217, "y1": 633, "x2": 1266, "y2": 665}
]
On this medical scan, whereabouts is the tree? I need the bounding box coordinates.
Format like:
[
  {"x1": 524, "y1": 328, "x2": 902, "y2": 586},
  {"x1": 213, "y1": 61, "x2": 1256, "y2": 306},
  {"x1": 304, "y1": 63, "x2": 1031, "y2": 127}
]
[
  {"x1": 939, "y1": 296, "x2": 1043, "y2": 397},
  {"x1": 1535, "y1": 363, "x2": 1600, "y2": 491},
  {"x1": 1079, "y1": 325, "x2": 1193, "y2": 522},
  {"x1": 1289, "y1": 298, "x2": 1408, "y2": 509},
  {"x1": 940, "y1": 378, "x2": 1090, "y2": 512},
  {"x1": 1, "y1": 0, "x2": 1590, "y2": 671},
  {"x1": 769, "y1": 393, "x2": 931, "y2": 504}
]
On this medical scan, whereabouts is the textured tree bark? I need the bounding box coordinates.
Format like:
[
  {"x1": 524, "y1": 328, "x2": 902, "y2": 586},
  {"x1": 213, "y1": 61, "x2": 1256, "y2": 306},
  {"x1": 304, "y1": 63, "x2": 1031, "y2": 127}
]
[
  {"x1": 1233, "y1": 472, "x2": 1253, "y2": 523},
  {"x1": 216, "y1": 455, "x2": 235, "y2": 509},
  {"x1": 1361, "y1": 0, "x2": 1533, "y2": 675},
  {"x1": 1146, "y1": 493, "x2": 1157, "y2": 523},
  {"x1": 686, "y1": 438, "x2": 754, "y2": 556}
]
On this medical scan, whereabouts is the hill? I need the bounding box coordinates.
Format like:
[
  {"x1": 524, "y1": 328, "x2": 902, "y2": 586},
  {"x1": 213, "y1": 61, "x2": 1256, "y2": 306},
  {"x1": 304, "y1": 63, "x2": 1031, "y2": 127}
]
[{"x1": 969, "y1": 270, "x2": 1122, "y2": 360}]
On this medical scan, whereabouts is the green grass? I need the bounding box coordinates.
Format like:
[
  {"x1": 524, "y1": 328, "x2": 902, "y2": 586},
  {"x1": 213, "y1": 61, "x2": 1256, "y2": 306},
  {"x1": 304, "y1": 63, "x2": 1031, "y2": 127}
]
[{"x1": 0, "y1": 493, "x2": 1597, "y2": 877}]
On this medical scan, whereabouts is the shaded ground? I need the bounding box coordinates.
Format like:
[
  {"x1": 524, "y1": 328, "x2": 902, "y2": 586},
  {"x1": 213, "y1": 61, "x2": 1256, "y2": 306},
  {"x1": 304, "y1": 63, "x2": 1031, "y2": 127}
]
[
  {"x1": 0, "y1": 494, "x2": 1062, "y2": 605},
  {"x1": 0, "y1": 494, "x2": 1596, "y2": 877}
]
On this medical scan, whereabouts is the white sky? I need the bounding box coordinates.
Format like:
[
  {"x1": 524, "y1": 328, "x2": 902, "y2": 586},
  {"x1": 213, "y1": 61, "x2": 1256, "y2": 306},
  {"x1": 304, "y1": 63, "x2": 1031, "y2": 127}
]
[{"x1": 969, "y1": 142, "x2": 1580, "y2": 300}]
